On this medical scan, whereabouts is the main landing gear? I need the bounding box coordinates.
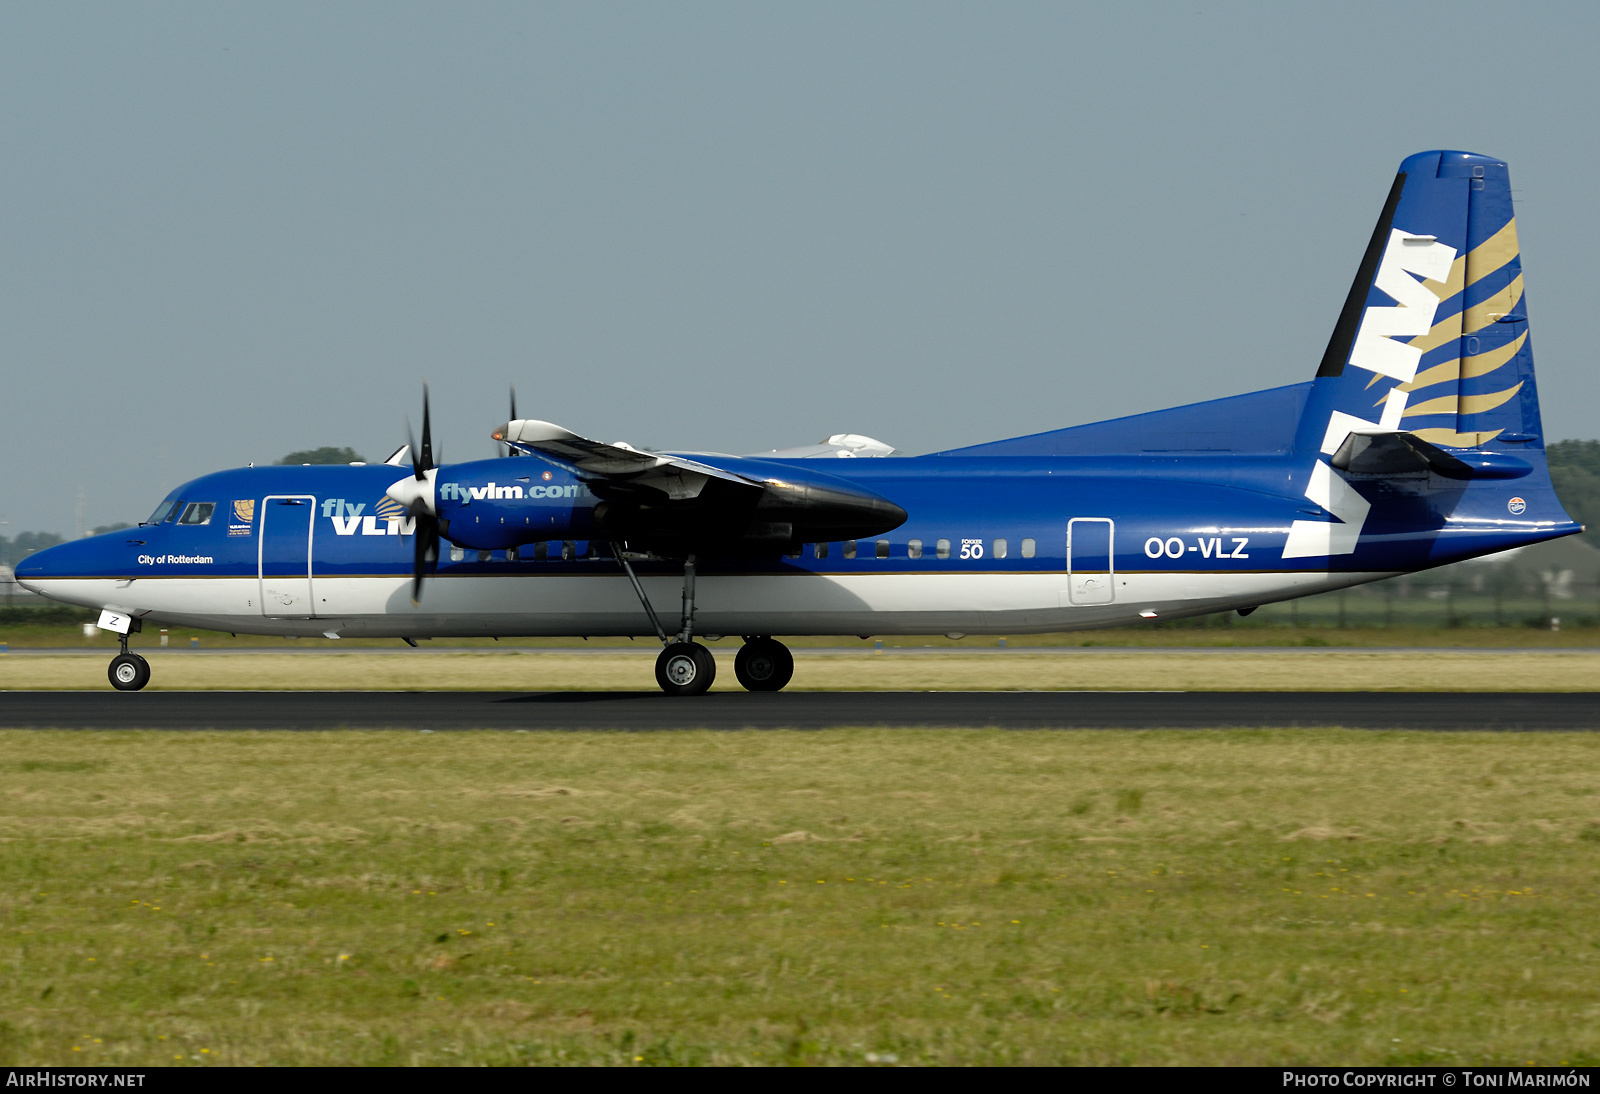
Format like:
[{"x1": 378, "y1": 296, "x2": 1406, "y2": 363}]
[
  {"x1": 108, "y1": 632, "x2": 150, "y2": 692},
  {"x1": 655, "y1": 641, "x2": 716, "y2": 696},
  {"x1": 734, "y1": 637, "x2": 793, "y2": 692},
  {"x1": 611, "y1": 546, "x2": 794, "y2": 696}
]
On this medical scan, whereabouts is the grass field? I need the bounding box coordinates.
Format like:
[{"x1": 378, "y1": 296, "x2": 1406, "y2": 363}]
[
  {"x1": 2, "y1": 728, "x2": 1599, "y2": 1066},
  {"x1": 4, "y1": 648, "x2": 1600, "y2": 692}
]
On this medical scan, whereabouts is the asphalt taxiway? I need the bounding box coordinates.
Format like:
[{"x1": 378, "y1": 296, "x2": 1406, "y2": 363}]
[{"x1": 0, "y1": 691, "x2": 1595, "y2": 731}]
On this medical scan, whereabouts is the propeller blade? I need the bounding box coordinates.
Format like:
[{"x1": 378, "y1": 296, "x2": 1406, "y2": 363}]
[
  {"x1": 419, "y1": 383, "x2": 434, "y2": 473},
  {"x1": 505, "y1": 384, "x2": 517, "y2": 456},
  {"x1": 405, "y1": 417, "x2": 422, "y2": 481},
  {"x1": 411, "y1": 514, "x2": 440, "y2": 606}
]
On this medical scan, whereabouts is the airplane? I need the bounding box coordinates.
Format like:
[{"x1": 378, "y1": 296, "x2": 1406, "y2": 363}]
[{"x1": 17, "y1": 149, "x2": 1580, "y2": 695}]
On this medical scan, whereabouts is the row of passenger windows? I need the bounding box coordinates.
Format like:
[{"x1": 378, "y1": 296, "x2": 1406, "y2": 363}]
[
  {"x1": 790, "y1": 538, "x2": 1036, "y2": 560},
  {"x1": 452, "y1": 542, "x2": 591, "y2": 562},
  {"x1": 132, "y1": 513, "x2": 1040, "y2": 565},
  {"x1": 454, "y1": 538, "x2": 1040, "y2": 564}
]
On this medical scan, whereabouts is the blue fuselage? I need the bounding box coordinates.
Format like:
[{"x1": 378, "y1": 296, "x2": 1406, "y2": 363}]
[{"x1": 16, "y1": 449, "x2": 1576, "y2": 639}]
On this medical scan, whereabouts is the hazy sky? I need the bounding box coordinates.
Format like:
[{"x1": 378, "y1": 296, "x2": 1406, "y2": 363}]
[{"x1": 5, "y1": 2, "x2": 1599, "y2": 536}]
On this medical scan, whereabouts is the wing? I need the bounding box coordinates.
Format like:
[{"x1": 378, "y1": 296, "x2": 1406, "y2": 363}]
[
  {"x1": 495, "y1": 419, "x2": 762, "y2": 501},
  {"x1": 492, "y1": 418, "x2": 906, "y2": 552}
]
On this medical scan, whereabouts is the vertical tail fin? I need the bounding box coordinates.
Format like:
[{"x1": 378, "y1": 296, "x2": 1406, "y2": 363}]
[
  {"x1": 1297, "y1": 150, "x2": 1543, "y2": 456},
  {"x1": 1285, "y1": 151, "x2": 1550, "y2": 560}
]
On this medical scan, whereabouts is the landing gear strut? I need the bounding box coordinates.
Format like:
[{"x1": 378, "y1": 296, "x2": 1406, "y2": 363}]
[
  {"x1": 610, "y1": 549, "x2": 796, "y2": 695},
  {"x1": 613, "y1": 547, "x2": 717, "y2": 696},
  {"x1": 107, "y1": 631, "x2": 150, "y2": 692}
]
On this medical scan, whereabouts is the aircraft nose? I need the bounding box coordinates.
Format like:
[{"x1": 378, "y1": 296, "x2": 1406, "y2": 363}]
[
  {"x1": 14, "y1": 530, "x2": 143, "y2": 588},
  {"x1": 14, "y1": 539, "x2": 79, "y2": 586}
]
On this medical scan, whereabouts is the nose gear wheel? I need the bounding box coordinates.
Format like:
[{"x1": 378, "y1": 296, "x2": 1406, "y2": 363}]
[{"x1": 108, "y1": 652, "x2": 150, "y2": 692}]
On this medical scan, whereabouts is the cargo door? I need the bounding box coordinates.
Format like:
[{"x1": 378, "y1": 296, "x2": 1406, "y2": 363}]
[
  {"x1": 1067, "y1": 518, "x2": 1115, "y2": 605},
  {"x1": 259, "y1": 495, "x2": 316, "y2": 617}
]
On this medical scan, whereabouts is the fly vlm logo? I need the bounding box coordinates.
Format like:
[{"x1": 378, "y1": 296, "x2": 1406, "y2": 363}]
[
  {"x1": 1284, "y1": 230, "x2": 1458, "y2": 560},
  {"x1": 323, "y1": 497, "x2": 415, "y2": 537},
  {"x1": 437, "y1": 481, "x2": 594, "y2": 502}
]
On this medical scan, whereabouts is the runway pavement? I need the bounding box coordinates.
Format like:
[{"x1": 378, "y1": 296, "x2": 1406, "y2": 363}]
[{"x1": 1, "y1": 690, "x2": 1596, "y2": 731}]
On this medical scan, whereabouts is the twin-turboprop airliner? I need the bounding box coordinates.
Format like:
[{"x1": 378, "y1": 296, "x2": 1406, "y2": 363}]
[{"x1": 18, "y1": 150, "x2": 1581, "y2": 694}]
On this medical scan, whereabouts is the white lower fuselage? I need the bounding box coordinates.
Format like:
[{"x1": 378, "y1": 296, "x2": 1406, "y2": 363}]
[{"x1": 26, "y1": 569, "x2": 1395, "y2": 639}]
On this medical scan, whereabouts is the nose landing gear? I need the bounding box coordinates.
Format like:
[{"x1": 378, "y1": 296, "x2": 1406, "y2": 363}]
[{"x1": 108, "y1": 632, "x2": 150, "y2": 692}]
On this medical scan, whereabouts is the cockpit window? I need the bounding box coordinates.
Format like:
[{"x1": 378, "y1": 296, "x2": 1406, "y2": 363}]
[
  {"x1": 177, "y1": 502, "x2": 215, "y2": 526},
  {"x1": 143, "y1": 500, "x2": 177, "y2": 525}
]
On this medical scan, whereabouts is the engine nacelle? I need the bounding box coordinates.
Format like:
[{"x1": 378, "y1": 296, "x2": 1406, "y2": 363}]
[{"x1": 434, "y1": 460, "x2": 599, "y2": 550}]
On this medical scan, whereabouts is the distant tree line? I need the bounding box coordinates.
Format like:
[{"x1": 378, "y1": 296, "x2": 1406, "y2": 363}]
[
  {"x1": 2, "y1": 525, "x2": 133, "y2": 568},
  {"x1": 0, "y1": 531, "x2": 65, "y2": 569},
  {"x1": 1546, "y1": 441, "x2": 1600, "y2": 534},
  {"x1": 278, "y1": 447, "x2": 367, "y2": 465}
]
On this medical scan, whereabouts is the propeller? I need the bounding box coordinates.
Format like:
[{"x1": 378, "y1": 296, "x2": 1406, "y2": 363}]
[
  {"x1": 387, "y1": 383, "x2": 442, "y2": 605},
  {"x1": 504, "y1": 384, "x2": 518, "y2": 457}
]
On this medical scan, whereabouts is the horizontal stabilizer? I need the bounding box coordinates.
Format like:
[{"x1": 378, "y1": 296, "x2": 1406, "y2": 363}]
[{"x1": 1331, "y1": 431, "x2": 1531, "y2": 479}]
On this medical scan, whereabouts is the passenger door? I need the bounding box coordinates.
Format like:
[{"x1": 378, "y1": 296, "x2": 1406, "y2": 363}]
[
  {"x1": 259, "y1": 495, "x2": 316, "y2": 617},
  {"x1": 1067, "y1": 518, "x2": 1116, "y2": 605}
]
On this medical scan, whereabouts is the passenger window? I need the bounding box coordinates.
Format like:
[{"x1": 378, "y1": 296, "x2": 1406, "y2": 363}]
[
  {"x1": 815, "y1": 542, "x2": 828, "y2": 559},
  {"x1": 993, "y1": 538, "x2": 1008, "y2": 559},
  {"x1": 143, "y1": 500, "x2": 177, "y2": 525},
  {"x1": 562, "y1": 541, "x2": 575, "y2": 560},
  {"x1": 1021, "y1": 538, "x2": 1036, "y2": 559},
  {"x1": 875, "y1": 539, "x2": 889, "y2": 558},
  {"x1": 478, "y1": 550, "x2": 492, "y2": 563},
  {"x1": 843, "y1": 540, "x2": 857, "y2": 559},
  {"x1": 908, "y1": 539, "x2": 923, "y2": 559},
  {"x1": 935, "y1": 538, "x2": 951, "y2": 560},
  {"x1": 450, "y1": 545, "x2": 465, "y2": 562},
  {"x1": 533, "y1": 541, "x2": 548, "y2": 561},
  {"x1": 507, "y1": 546, "x2": 519, "y2": 562},
  {"x1": 177, "y1": 502, "x2": 215, "y2": 526},
  {"x1": 786, "y1": 545, "x2": 803, "y2": 559}
]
